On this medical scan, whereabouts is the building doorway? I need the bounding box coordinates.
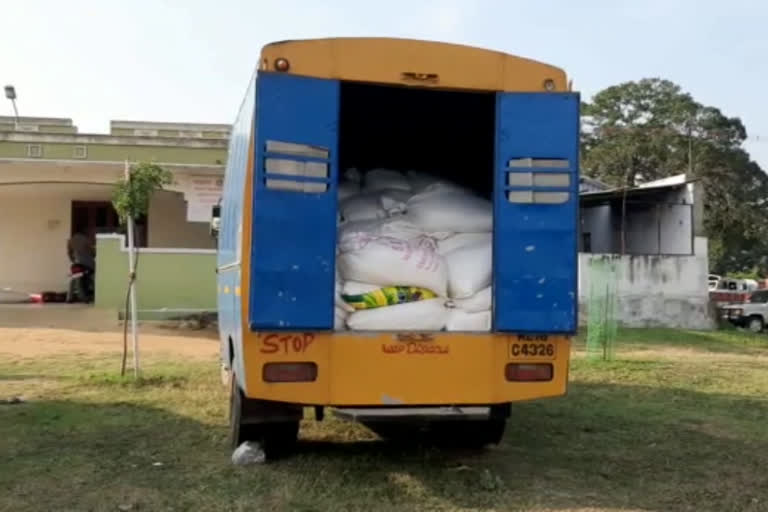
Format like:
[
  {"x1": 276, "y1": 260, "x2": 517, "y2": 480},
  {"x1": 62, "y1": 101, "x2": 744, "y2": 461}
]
[{"x1": 71, "y1": 201, "x2": 147, "y2": 247}]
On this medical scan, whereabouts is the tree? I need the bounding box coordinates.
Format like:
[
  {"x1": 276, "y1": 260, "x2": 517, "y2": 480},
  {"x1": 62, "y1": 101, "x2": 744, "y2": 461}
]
[
  {"x1": 581, "y1": 78, "x2": 768, "y2": 275},
  {"x1": 112, "y1": 162, "x2": 173, "y2": 223},
  {"x1": 112, "y1": 162, "x2": 173, "y2": 377}
]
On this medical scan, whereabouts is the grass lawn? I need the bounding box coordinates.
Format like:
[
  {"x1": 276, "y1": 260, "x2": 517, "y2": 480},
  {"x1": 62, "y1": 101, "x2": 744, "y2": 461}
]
[{"x1": 1, "y1": 327, "x2": 768, "y2": 512}]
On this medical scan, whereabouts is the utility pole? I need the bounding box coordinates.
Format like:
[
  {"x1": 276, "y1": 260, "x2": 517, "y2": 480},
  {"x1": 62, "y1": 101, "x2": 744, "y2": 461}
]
[{"x1": 688, "y1": 128, "x2": 694, "y2": 177}]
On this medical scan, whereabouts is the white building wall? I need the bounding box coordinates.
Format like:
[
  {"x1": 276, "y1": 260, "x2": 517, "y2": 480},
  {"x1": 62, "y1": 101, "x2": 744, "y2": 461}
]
[
  {"x1": 0, "y1": 191, "x2": 77, "y2": 292},
  {"x1": 581, "y1": 205, "x2": 613, "y2": 253},
  {"x1": 148, "y1": 191, "x2": 214, "y2": 249},
  {"x1": 578, "y1": 237, "x2": 712, "y2": 329},
  {"x1": 659, "y1": 203, "x2": 693, "y2": 254},
  {"x1": 0, "y1": 181, "x2": 215, "y2": 294},
  {"x1": 624, "y1": 205, "x2": 659, "y2": 254}
]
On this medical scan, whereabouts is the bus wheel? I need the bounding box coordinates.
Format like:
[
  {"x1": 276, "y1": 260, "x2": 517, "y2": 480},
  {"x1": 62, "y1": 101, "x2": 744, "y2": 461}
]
[
  {"x1": 229, "y1": 375, "x2": 259, "y2": 449},
  {"x1": 228, "y1": 376, "x2": 299, "y2": 458}
]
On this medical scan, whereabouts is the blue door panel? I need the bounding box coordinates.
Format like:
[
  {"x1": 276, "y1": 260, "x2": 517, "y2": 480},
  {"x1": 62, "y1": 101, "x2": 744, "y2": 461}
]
[
  {"x1": 249, "y1": 73, "x2": 339, "y2": 330},
  {"x1": 494, "y1": 93, "x2": 580, "y2": 333}
]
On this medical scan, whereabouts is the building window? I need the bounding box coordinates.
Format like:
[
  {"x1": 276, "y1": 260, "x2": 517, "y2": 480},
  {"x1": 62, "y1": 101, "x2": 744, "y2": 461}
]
[
  {"x1": 26, "y1": 144, "x2": 43, "y2": 158},
  {"x1": 582, "y1": 233, "x2": 592, "y2": 253},
  {"x1": 73, "y1": 145, "x2": 87, "y2": 159}
]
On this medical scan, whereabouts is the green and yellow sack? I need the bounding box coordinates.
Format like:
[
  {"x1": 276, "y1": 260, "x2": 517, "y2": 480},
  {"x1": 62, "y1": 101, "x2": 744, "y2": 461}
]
[{"x1": 342, "y1": 286, "x2": 437, "y2": 310}]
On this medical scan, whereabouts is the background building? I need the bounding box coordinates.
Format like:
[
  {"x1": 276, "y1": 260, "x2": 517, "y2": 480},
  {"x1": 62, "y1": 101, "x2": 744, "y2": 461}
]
[
  {"x1": 578, "y1": 174, "x2": 711, "y2": 329},
  {"x1": 0, "y1": 116, "x2": 228, "y2": 306}
]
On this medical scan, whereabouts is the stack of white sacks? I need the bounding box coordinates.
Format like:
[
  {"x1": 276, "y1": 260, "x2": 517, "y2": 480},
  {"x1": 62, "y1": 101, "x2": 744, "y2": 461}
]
[{"x1": 334, "y1": 168, "x2": 493, "y2": 331}]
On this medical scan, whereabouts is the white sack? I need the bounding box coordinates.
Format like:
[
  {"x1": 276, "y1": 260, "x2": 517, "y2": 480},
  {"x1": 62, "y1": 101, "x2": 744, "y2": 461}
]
[
  {"x1": 407, "y1": 185, "x2": 492, "y2": 233},
  {"x1": 334, "y1": 308, "x2": 347, "y2": 330},
  {"x1": 444, "y1": 240, "x2": 492, "y2": 298},
  {"x1": 378, "y1": 188, "x2": 413, "y2": 215},
  {"x1": 346, "y1": 298, "x2": 449, "y2": 331},
  {"x1": 438, "y1": 233, "x2": 493, "y2": 255},
  {"x1": 338, "y1": 181, "x2": 360, "y2": 201},
  {"x1": 451, "y1": 286, "x2": 492, "y2": 313},
  {"x1": 232, "y1": 441, "x2": 266, "y2": 465},
  {"x1": 342, "y1": 281, "x2": 382, "y2": 296},
  {"x1": 338, "y1": 234, "x2": 448, "y2": 296},
  {"x1": 335, "y1": 273, "x2": 355, "y2": 313},
  {"x1": 340, "y1": 193, "x2": 386, "y2": 222},
  {"x1": 336, "y1": 292, "x2": 354, "y2": 313},
  {"x1": 338, "y1": 217, "x2": 424, "y2": 242},
  {"x1": 406, "y1": 171, "x2": 440, "y2": 193},
  {"x1": 364, "y1": 169, "x2": 412, "y2": 193},
  {"x1": 446, "y1": 309, "x2": 492, "y2": 332}
]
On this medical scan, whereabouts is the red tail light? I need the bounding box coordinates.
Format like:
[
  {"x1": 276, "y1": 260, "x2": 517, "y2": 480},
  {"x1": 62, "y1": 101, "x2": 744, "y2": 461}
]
[
  {"x1": 263, "y1": 362, "x2": 317, "y2": 383},
  {"x1": 505, "y1": 363, "x2": 553, "y2": 382}
]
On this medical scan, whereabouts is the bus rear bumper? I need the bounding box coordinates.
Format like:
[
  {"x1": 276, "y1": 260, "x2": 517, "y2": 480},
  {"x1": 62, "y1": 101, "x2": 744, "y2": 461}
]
[
  {"x1": 333, "y1": 406, "x2": 493, "y2": 422},
  {"x1": 239, "y1": 332, "x2": 571, "y2": 407}
]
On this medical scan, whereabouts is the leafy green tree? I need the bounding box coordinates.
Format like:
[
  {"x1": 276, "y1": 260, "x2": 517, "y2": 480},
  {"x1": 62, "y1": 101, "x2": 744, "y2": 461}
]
[
  {"x1": 581, "y1": 78, "x2": 768, "y2": 275},
  {"x1": 112, "y1": 162, "x2": 173, "y2": 224},
  {"x1": 111, "y1": 162, "x2": 173, "y2": 377}
]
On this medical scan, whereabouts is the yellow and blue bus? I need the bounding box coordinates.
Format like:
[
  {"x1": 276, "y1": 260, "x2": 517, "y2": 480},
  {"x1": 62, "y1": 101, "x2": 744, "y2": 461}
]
[{"x1": 215, "y1": 38, "x2": 578, "y2": 457}]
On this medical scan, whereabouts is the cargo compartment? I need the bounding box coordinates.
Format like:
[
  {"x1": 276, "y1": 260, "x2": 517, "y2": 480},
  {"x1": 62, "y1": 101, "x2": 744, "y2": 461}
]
[
  {"x1": 334, "y1": 82, "x2": 497, "y2": 332},
  {"x1": 248, "y1": 73, "x2": 578, "y2": 334}
]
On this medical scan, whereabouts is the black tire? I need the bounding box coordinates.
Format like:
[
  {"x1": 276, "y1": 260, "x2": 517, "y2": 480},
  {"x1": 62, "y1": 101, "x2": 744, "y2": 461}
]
[
  {"x1": 229, "y1": 375, "x2": 260, "y2": 450},
  {"x1": 748, "y1": 316, "x2": 764, "y2": 333},
  {"x1": 228, "y1": 375, "x2": 299, "y2": 459}
]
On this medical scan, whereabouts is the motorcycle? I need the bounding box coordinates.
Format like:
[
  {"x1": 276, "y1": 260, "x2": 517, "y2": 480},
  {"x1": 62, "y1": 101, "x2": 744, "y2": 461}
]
[{"x1": 67, "y1": 262, "x2": 94, "y2": 303}]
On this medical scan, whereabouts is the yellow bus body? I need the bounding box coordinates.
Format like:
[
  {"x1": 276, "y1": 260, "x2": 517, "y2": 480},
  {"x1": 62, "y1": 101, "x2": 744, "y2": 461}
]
[{"x1": 230, "y1": 38, "x2": 573, "y2": 408}]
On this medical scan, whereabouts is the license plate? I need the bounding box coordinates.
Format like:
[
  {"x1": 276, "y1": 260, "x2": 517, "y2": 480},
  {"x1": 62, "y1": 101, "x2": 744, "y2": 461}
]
[{"x1": 508, "y1": 341, "x2": 556, "y2": 359}]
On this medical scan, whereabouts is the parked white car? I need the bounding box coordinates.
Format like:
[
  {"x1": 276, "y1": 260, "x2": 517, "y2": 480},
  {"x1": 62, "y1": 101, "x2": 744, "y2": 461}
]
[{"x1": 720, "y1": 289, "x2": 768, "y2": 332}]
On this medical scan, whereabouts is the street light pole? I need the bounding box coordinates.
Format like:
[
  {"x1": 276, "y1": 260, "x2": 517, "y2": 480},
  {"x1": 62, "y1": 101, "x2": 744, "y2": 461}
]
[{"x1": 4, "y1": 85, "x2": 19, "y2": 124}]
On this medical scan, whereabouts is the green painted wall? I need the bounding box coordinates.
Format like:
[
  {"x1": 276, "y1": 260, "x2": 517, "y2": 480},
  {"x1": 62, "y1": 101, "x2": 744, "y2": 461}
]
[
  {"x1": 95, "y1": 236, "x2": 217, "y2": 316},
  {"x1": 39, "y1": 125, "x2": 78, "y2": 134},
  {"x1": 0, "y1": 141, "x2": 226, "y2": 165}
]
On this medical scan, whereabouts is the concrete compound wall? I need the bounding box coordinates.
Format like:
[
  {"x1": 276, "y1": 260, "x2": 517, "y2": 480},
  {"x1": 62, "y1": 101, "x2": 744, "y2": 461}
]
[
  {"x1": 578, "y1": 237, "x2": 712, "y2": 329},
  {"x1": 95, "y1": 234, "x2": 216, "y2": 318}
]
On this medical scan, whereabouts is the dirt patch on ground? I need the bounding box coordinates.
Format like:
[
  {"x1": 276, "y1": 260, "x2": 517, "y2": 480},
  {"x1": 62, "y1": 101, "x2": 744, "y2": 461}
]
[{"x1": 0, "y1": 326, "x2": 219, "y2": 360}]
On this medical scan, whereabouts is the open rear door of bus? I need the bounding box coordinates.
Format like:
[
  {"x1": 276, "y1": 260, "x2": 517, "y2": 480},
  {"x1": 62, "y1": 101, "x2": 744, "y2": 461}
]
[
  {"x1": 249, "y1": 73, "x2": 340, "y2": 331},
  {"x1": 493, "y1": 92, "x2": 580, "y2": 333}
]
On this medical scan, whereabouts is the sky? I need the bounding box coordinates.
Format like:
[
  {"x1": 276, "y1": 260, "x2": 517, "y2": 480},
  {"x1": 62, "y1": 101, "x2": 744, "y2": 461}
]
[{"x1": 2, "y1": 0, "x2": 767, "y2": 167}]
